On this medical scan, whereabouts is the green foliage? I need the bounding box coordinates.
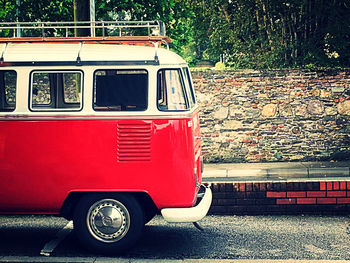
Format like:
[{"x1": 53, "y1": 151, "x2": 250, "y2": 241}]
[
  {"x1": 0, "y1": 0, "x2": 16, "y2": 21},
  {"x1": 186, "y1": 0, "x2": 350, "y2": 69},
  {"x1": 215, "y1": 62, "x2": 225, "y2": 70},
  {"x1": 0, "y1": 0, "x2": 349, "y2": 69},
  {"x1": 94, "y1": 0, "x2": 195, "y2": 54},
  {"x1": 0, "y1": 0, "x2": 73, "y2": 22}
]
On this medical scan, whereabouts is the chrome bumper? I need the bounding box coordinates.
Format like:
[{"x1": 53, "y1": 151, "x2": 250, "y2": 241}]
[{"x1": 161, "y1": 184, "x2": 212, "y2": 223}]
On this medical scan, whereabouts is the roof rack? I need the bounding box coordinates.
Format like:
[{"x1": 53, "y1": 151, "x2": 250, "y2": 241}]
[{"x1": 0, "y1": 20, "x2": 170, "y2": 46}]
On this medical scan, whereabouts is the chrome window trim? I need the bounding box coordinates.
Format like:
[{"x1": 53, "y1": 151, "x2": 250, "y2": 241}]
[
  {"x1": 92, "y1": 68, "x2": 149, "y2": 112},
  {"x1": 156, "y1": 68, "x2": 190, "y2": 112},
  {"x1": 29, "y1": 70, "x2": 84, "y2": 112},
  {"x1": 0, "y1": 69, "x2": 17, "y2": 112},
  {"x1": 0, "y1": 105, "x2": 200, "y2": 120}
]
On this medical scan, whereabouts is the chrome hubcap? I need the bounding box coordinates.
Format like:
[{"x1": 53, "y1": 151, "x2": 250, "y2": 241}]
[{"x1": 87, "y1": 199, "x2": 130, "y2": 243}]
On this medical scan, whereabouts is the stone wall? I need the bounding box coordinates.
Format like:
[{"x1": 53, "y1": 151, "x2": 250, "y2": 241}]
[{"x1": 192, "y1": 69, "x2": 350, "y2": 163}]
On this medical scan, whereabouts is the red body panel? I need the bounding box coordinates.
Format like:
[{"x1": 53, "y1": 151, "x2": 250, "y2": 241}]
[{"x1": 0, "y1": 112, "x2": 202, "y2": 214}]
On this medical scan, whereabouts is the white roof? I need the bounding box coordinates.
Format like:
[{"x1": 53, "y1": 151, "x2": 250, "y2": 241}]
[{"x1": 0, "y1": 43, "x2": 186, "y2": 65}]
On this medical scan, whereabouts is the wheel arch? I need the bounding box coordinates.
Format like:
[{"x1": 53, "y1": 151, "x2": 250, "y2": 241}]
[{"x1": 60, "y1": 191, "x2": 158, "y2": 221}]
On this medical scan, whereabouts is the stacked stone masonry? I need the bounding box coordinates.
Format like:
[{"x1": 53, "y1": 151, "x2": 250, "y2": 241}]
[
  {"x1": 192, "y1": 69, "x2": 350, "y2": 163},
  {"x1": 210, "y1": 181, "x2": 350, "y2": 215}
]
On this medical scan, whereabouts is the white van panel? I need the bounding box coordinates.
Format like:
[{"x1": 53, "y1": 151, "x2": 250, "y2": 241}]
[
  {"x1": 3, "y1": 43, "x2": 81, "y2": 62},
  {"x1": 1, "y1": 43, "x2": 186, "y2": 65}
]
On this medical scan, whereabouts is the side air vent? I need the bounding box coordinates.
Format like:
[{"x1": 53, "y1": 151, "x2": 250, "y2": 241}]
[{"x1": 117, "y1": 122, "x2": 152, "y2": 162}]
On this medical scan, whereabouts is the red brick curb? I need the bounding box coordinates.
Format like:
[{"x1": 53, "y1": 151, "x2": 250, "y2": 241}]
[{"x1": 209, "y1": 181, "x2": 350, "y2": 215}]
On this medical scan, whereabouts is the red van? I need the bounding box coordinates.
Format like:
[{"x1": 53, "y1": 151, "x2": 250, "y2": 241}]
[{"x1": 0, "y1": 21, "x2": 212, "y2": 253}]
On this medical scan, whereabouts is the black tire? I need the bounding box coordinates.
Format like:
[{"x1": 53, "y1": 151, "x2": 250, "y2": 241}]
[{"x1": 73, "y1": 193, "x2": 145, "y2": 254}]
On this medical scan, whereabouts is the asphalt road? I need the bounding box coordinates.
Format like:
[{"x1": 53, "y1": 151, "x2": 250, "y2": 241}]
[{"x1": 1, "y1": 215, "x2": 350, "y2": 261}]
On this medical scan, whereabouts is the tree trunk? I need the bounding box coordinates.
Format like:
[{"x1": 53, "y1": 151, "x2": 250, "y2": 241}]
[{"x1": 73, "y1": 0, "x2": 90, "y2": 37}]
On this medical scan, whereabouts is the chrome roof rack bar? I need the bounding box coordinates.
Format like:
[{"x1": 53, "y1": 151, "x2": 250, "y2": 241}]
[{"x1": 0, "y1": 20, "x2": 167, "y2": 38}]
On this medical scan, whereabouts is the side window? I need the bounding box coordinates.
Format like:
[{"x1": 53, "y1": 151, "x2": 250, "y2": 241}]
[
  {"x1": 93, "y1": 69, "x2": 148, "y2": 111},
  {"x1": 30, "y1": 71, "x2": 82, "y2": 110},
  {"x1": 157, "y1": 69, "x2": 188, "y2": 111},
  {"x1": 0, "y1": 70, "x2": 16, "y2": 112},
  {"x1": 182, "y1": 67, "x2": 196, "y2": 108}
]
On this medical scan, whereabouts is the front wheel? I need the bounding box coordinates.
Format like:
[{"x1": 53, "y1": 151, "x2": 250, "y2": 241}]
[{"x1": 73, "y1": 193, "x2": 144, "y2": 254}]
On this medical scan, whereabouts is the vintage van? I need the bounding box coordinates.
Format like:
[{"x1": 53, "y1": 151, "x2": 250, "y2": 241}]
[{"x1": 0, "y1": 21, "x2": 212, "y2": 253}]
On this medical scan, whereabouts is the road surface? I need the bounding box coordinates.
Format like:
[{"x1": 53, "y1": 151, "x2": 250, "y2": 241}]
[{"x1": 0, "y1": 215, "x2": 350, "y2": 261}]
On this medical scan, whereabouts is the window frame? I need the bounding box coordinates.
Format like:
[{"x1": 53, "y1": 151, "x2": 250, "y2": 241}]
[
  {"x1": 157, "y1": 68, "x2": 190, "y2": 112},
  {"x1": 92, "y1": 68, "x2": 149, "y2": 112},
  {"x1": 0, "y1": 70, "x2": 17, "y2": 112},
  {"x1": 29, "y1": 70, "x2": 84, "y2": 112},
  {"x1": 182, "y1": 67, "x2": 196, "y2": 108}
]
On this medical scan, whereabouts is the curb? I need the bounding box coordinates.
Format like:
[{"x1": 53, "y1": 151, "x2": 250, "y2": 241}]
[
  {"x1": 203, "y1": 167, "x2": 350, "y2": 182},
  {"x1": 202, "y1": 162, "x2": 350, "y2": 215}
]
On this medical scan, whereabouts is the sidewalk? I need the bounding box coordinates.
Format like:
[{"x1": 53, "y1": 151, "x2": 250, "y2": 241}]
[{"x1": 203, "y1": 161, "x2": 350, "y2": 182}]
